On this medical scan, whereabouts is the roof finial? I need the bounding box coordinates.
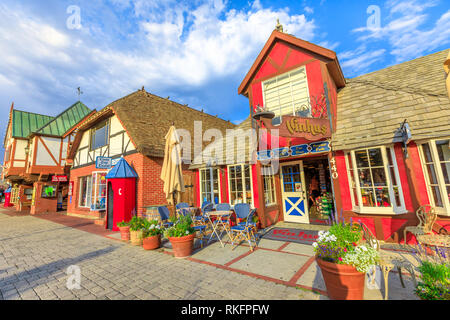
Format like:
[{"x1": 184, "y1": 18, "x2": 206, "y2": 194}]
[
  {"x1": 141, "y1": 86, "x2": 145, "y2": 91},
  {"x1": 276, "y1": 19, "x2": 284, "y2": 33}
]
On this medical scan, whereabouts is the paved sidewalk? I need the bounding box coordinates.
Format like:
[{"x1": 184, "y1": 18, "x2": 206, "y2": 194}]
[
  {"x1": 0, "y1": 209, "x2": 420, "y2": 300},
  {"x1": 0, "y1": 210, "x2": 321, "y2": 300}
]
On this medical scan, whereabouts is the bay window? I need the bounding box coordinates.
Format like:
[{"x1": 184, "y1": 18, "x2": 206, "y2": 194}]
[
  {"x1": 228, "y1": 164, "x2": 253, "y2": 206},
  {"x1": 345, "y1": 146, "x2": 406, "y2": 214},
  {"x1": 262, "y1": 165, "x2": 276, "y2": 206},
  {"x1": 419, "y1": 139, "x2": 450, "y2": 215},
  {"x1": 200, "y1": 168, "x2": 221, "y2": 204}
]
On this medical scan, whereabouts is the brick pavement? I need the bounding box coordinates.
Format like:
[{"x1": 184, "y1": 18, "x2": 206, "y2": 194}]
[{"x1": 0, "y1": 210, "x2": 323, "y2": 300}]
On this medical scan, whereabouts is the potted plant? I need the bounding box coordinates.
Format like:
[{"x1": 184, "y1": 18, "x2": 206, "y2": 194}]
[
  {"x1": 129, "y1": 216, "x2": 145, "y2": 246},
  {"x1": 252, "y1": 215, "x2": 261, "y2": 230},
  {"x1": 164, "y1": 214, "x2": 196, "y2": 258},
  {"x1": 142, "y1": 219, "x2": 163, "y2": 250},
  {"x1": 313, "y1": 222, "x2": 380, "y2": 300},
  {"x1": 117, "y1": 220, "x2": 130, "y2": 241}
]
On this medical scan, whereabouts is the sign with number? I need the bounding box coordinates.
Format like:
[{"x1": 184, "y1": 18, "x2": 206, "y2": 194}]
[
  {"x1": 96, "y1": 156, "x2": 112, "y2": 169},
  {"x1": 330, "y1": 157, "x2": 338, "y2": 179}
]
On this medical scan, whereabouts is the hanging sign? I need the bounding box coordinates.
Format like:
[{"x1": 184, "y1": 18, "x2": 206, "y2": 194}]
[
  {"x1": 96, "y1": 156, "x2": 112, "y2": 169},
  {"x1": 52, "y1": 175, "x2": 68, "y2": 182},
  {"x1": 257, "y1": 141, "x2": 331, "y2": 161},
  {"x1": 68, "y1": 181, "x2": 74, "y2": 196}
]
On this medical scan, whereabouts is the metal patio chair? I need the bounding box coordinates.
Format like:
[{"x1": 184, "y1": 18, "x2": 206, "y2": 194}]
[
  {"x1": 403, "y1": 205, "x2": 437, "y2": 245},
  {"x1": 230, "y1": 204, "x2": 257, "y2": 251},
  {"x1": 193, "y1": 202, "x2": 214, "y2": 226},
  {"x1": 359, "y1": 221, "x2": 417, "y2": 300},
  {"x1": 157, "y1": 206, "x2": 173, "y2": 228},
  {"x1": 177, "y1": 206, "x2": 207, "y2": 248},
  {"x1": 235, "y1": 203, "x2": 258, "y2": 240}
]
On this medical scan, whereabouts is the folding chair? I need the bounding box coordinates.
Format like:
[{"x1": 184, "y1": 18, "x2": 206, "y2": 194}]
[
  {"x1": 178, "y1": 206, "x2": 207, "y2": 248},
  {"x1": 230, "y1": 204, "x2": 257, "y2": 251},
  {"x1": 234, "y1": 203, "x2": 258, "y2": 240},
  {"x1": 194, "y1": 202, "x2": 214, "y2": 226},
  {"x1": 157, "y1": 206, "x2": 173, "y2": 228}
]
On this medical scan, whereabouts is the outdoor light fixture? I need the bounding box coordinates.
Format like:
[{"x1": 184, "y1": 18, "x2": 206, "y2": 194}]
[{"x1": 252, "y1": 104, "x2": 275, "y2": 121}]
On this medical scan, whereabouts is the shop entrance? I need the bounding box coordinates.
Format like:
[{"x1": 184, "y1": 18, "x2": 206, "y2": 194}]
[
  {"x1": 280, "y1": 161, "x2": 309, "y2": 224},
  {"x1": 303, "y1": 157, "x2": 334, "y2": 224}
]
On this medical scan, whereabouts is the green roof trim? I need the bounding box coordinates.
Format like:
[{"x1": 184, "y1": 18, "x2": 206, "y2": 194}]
[
  {"x1": 11, "y1": 110, "x2": 54, "y2": 139},
  {"x1": 34, "y1": 101, "x2": 92, "y2": 137}
]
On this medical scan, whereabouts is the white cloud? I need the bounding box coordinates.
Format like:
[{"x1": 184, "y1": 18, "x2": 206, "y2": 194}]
[
  {"x1": 0, "y1": 0, "x2": 318, "y2": 114},
  {"x1": 352, "y1": 0, "x2": 450, "y2": 62}
]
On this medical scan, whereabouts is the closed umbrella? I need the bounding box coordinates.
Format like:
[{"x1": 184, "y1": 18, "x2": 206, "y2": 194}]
[{"x1": 161, "y1": 126, "x2": 185, "y2": 205}]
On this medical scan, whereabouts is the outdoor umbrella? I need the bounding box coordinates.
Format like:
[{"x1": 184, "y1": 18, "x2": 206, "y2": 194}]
[{"x1": 161, "y1": 125, "x2": 185, "y2": 206}]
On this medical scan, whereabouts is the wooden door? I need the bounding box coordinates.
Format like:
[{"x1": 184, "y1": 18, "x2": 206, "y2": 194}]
[{"x1": 181, "y1": 174, "x2": 195, "y2": 206}]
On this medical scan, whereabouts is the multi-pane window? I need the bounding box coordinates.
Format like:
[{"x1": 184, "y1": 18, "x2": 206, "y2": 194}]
[
  {"x1": 91, "y1": 172, "x2": 107, "y2": 210},
  {"x1": 346, "y1": 147, "x2": 405, "y2": 213},
  {"x1": 263, "y1": 67, "x2": 310, "y2": 121},
  {"x1": 200, "y1": 168, "x2": 221, "y2": 204},
  {"x1": 79, "y1": 175, "x2": 92, "y2": 208},
  {"x1": 228, "y1": 164, "x2": 253, "y2": 206},
  {"x1": 90, "y1": 120, "x2": 109, "y2": 150},
  {"x1": 262, "y1": 166, "x2": 276, "y2": 206},
  {"x1": 420, "y1": 140, "x2": 450, "y2": 214}
]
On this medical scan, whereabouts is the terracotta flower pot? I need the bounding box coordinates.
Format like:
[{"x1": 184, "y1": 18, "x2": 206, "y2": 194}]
[
  {"x1": 130, "y1": 230, "x2": 144, "y2": 246},
  {"x1": 168, "y1": 234, "x2": 195, "y2": 258},
  {"x1": 143, "y1": 234, "x2": 161, "y2": 250},
  {"x1": 118, "y1": 226, "x2": 130, "y2": 241},
  {"x1": 316, "y1": 257, "x2": 365, "y2": 300}
]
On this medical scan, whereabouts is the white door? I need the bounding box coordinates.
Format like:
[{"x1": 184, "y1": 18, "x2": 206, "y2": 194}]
[{"x1": 281, "y1": 161, "x2": 309, "y2": 223}]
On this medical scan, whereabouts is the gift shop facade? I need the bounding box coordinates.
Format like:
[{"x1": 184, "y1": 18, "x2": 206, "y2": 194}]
[
  {"x1": 193, "y1": 28, "x2": 450, "y2": 243},
  {"x1": 67, "y1": 88, "x2": 235, "y2": 230}
]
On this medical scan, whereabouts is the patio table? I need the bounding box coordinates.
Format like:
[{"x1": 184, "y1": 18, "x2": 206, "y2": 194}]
[
  {"x1": 206, "y1": 210, "x2": 233, "y2": 247},
  {"x1": 416, "y1": 234, "x2": 450, "y2": 248}
]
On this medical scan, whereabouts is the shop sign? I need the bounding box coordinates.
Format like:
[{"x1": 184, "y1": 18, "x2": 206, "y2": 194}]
[
  {"x1": 96, "y1": 156, "x2": 112, "y2": 169},
  {"x1": 260, "y1": 116, "x2": 331, "y2": 140},
  {"x1": 68, "y1": 181, "x2": 74, "y2": 196},
  {"x1": 52, "y1": 175, "x2": 68, "y2": 182},
  {"x1": 257, "y1": 141, "x2": 331, "y2": 161}
]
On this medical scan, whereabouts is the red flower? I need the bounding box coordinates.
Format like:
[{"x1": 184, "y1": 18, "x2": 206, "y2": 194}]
[{"x1": 352, "y1": 242, "x2": 357, "y2": 246}]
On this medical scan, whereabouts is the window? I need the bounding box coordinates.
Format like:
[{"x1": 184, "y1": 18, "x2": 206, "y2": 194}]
[
  {"x1": 263, "y1": 67, "x2": 311, "y2": 120},
  {"x1": 200, "y1": 168, "x2": 221, "y2": 204},
  {"x1": 228, "y1": 164, "x2": 253, "y2": 206},
  {"x1": 41, "y1": 185, "x2": 57, "y2": 198},
  {"x1": 346, "y1": 147, "x2": 406, "y2": 214},
  {"x1": 79, "y1": 176, "x2": 92, "y2": 208},
  {"x1": 91, "y1": 172, "x2": 107, "y2": 211},
  {"x1": 262, "y1": 165, "x2": 276, "y2": 206},
  {"x1": 90, "y1": 120, "x2": 109, "y2": 150},
  {"x1": 419, "y1": 139, "x2": 450, "y2": 214}
]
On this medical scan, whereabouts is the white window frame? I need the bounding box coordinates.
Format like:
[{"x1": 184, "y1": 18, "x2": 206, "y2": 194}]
[
  {"x1": 199, "y1": 167, "x2": 222, "y2": 205},
  {"x1": 78, "y1": 175, "x2": 92, "y2": 208},
  {"x1": 227, "y1": 164, "x2": 254, "y2": 207},
  {"x1": 346, "y1": 146, "x2": 406, "y2": 215},
  {"x1": 261, "y1": 66, "x2": 311, "y2": 118},
  {"x1": 262, "y1": 165, "x2": 277, "y2": 206},
  {"x1": 418, "y1": 139, "x2": 450, "y2": 216},
  {"x1": 91, "y1": 171, "x2": 107, "y2": 211}
]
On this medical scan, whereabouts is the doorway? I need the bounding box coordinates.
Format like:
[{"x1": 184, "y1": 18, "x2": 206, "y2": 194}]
[
  {"x1": 107, "y1": 182, "x2": 114, "y2": 230},
  {"x1": 280, "y1": 161, "x2": 309, "y2": 223},
  {"x1": 303, "y1": 157, "x2": 334, "y2": 224}
]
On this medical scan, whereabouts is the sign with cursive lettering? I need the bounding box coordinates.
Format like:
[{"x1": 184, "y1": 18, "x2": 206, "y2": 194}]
[{"x1": 260, "y1": 115, "x2": 331, "y2": 140}]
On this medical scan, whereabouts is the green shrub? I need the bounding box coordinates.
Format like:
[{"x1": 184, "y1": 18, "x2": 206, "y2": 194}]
[
  {"x1": 128, "y1": 216, "x2": 145, "y2": 231},
  {"x1": 117, "y1": 220, "x2": 129, "y2": 227},
  {"x1": 415, "y1": 261, "x2": 450, "y2": 300},
  {"x1": 142, "y1": 219, "x2": 163, "y2": 237},
  {"x1": 164, "y1": 215, "x2": 195, "y2": 238}
]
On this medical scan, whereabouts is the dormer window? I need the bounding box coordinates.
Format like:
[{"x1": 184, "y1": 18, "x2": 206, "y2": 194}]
[{"x1": 262, "y1": 66, "x2": 311, "y2": 121}]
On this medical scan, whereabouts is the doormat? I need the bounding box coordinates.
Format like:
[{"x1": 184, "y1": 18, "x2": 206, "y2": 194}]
[{"x1": 262, "y1": 228, "x2": 319, "y2": 245}]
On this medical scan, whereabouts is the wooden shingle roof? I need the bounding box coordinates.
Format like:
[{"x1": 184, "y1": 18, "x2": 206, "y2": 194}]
[
  {"x1": 104, "y1": 88, "x2": 236, "y2": 158},
  {"x1": 332, "y1": 49, "x2": 450, "y2": 150},
  {"x1": 190, "y1": 116, "x2": 256, "y2": 169}
]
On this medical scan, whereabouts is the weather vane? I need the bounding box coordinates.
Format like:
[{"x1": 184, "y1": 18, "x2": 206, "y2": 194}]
[{"x1": 77, "y1": 87, "x2": 83, "y2": 99}]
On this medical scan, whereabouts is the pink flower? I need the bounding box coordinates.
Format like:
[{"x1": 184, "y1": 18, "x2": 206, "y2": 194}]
[
  {"x1": 338, "y1": 257, "x2": 343, "y2": 261},
  {"x1": 344, "y1": 248, "x2": 347, "y2": 252}
]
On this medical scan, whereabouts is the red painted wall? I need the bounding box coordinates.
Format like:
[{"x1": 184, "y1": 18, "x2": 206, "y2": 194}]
[{"x1": 335, "y1": 151, "x2": 352, "y2": 211}]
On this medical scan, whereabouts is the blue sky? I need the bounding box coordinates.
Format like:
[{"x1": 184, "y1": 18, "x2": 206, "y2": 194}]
[{"x1": 1, "y1": 0, "x2": 449, "y2": 162}]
